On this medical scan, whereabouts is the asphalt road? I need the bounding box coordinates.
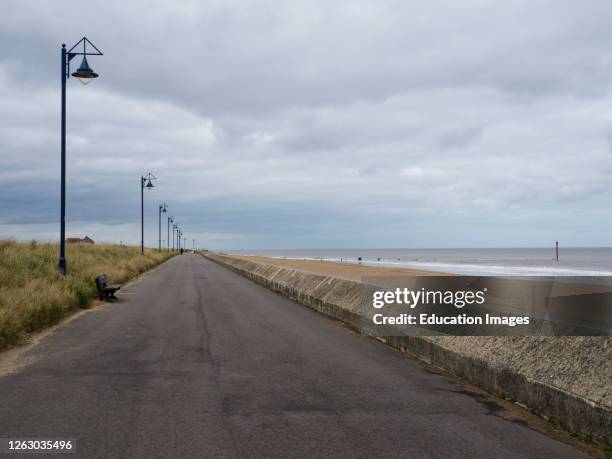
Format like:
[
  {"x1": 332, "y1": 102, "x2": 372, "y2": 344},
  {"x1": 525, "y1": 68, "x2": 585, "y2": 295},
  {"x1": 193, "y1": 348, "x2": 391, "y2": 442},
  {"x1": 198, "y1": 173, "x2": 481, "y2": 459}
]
[{"x1": 0, "y1": 254, "x2": 590, "y2": 458}]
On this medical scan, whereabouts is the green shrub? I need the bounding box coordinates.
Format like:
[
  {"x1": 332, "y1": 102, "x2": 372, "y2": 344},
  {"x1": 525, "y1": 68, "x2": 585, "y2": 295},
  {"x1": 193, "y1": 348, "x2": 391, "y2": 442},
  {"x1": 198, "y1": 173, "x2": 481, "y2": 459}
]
[{"x1": 74, "y1": 284, "x2": 93, "y2": 308}]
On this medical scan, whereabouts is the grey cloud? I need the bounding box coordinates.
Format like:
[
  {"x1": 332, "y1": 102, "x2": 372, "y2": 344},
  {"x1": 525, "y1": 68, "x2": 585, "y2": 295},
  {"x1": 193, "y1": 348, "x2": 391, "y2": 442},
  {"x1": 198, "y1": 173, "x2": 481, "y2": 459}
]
[{"x1": 2, "y1": 0, "x2": 612, "y2": 248}]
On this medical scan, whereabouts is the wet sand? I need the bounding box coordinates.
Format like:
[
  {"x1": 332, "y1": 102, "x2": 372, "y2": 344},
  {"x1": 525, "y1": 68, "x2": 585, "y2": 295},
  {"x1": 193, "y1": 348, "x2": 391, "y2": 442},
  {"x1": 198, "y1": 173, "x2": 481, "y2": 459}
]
[{"x1": 232, "y1": 255, "x2": 449, "y2": 281}]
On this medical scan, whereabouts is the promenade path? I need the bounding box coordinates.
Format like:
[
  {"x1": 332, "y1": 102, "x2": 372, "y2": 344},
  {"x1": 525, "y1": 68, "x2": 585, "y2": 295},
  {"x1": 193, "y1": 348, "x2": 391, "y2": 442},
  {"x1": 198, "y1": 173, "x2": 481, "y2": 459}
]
[{"x1": 0, "y1": 254, "x2": 589, "y2": 458}]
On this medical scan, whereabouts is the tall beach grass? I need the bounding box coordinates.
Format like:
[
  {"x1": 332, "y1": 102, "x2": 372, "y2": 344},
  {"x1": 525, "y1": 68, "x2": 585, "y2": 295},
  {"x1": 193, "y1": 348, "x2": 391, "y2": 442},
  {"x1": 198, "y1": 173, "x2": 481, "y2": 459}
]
[{"x1": 0, "y1": 240, "x2": 175, "y2": 351}]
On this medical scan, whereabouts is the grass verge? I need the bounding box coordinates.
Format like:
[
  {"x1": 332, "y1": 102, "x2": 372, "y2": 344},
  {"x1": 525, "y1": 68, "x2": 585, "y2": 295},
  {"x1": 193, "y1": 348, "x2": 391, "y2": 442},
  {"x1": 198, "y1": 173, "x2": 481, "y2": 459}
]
[{"x1": 0, "y1": 240, "x2": 176, "y2": 351}]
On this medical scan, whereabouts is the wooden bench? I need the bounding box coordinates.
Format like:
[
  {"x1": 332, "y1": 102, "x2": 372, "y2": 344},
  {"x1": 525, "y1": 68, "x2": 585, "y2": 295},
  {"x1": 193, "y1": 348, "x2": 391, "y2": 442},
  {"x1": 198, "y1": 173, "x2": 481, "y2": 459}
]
[{"x1": 95, "y1": 274, "x2": 121, "y2": 301}]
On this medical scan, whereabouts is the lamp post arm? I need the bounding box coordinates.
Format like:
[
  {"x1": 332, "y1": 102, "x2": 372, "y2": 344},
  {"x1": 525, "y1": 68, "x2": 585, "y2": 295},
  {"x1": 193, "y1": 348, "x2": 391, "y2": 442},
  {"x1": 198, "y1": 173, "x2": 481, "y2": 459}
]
[{"x1": 67, "y1": 37, "x2": 103, "y2": 55}]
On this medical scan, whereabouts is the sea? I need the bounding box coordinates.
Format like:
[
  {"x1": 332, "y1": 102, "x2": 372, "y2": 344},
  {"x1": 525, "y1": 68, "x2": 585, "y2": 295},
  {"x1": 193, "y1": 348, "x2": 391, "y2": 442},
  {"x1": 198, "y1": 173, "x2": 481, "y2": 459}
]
[{"x1": 225, "y1": 247, "x2": 612, "y2": 276}]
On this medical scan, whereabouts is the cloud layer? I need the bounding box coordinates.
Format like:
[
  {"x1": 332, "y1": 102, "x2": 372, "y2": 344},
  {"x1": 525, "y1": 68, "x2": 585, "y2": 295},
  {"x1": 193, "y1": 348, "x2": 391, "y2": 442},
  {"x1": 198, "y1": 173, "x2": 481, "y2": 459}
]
[{"x1": 2, "y1": 0, "x2": 612, "y2": 249}]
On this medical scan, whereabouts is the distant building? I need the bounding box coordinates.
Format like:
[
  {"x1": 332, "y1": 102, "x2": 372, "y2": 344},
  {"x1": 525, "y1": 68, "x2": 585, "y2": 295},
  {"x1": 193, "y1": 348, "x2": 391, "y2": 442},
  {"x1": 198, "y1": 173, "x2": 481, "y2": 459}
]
[{"x1": 67, "y1": 235, "x2": 95, "y2": 244}]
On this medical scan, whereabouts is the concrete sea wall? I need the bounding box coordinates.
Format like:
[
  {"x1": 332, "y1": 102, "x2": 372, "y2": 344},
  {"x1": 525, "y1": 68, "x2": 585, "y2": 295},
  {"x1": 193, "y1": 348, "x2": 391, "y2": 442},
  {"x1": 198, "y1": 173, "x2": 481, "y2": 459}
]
[{"x1": 203, "y1": 253, "x2": 611, "y2": 446}]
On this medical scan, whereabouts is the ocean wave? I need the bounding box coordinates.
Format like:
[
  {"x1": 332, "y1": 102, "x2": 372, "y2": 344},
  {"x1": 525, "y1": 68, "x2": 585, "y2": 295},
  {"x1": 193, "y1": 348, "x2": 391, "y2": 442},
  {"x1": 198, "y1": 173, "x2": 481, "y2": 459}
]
[
  {"x1": 261, "y1": 255, "x2": 612, "y2": 276},
  {"x1": 370, "y1": 260, "x2": 612, "y2": 276}
]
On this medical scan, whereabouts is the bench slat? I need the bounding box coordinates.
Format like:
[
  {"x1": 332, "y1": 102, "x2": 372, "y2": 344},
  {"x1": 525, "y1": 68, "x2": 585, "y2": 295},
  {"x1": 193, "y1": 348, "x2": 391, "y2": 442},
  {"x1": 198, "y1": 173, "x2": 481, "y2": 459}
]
[{"x1": 95, "y1": 274, "x2": 122, "y2": 301}]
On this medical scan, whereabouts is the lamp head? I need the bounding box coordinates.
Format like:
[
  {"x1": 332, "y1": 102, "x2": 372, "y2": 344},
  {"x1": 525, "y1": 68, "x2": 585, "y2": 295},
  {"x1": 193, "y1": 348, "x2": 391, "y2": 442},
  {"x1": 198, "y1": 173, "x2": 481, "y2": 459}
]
[
  {"x1": 145, "y1": 179, "x2": 154, "y2": 189},
  {"x1": 71, "y1": 56, "x2": 99, "y2": 84}
]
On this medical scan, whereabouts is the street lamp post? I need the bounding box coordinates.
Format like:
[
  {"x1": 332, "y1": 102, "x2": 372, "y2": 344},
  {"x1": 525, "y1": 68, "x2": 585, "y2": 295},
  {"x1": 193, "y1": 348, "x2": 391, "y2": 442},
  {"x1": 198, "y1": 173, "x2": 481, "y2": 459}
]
[
  {"x1": 58, "y1": 37, "x2": 103, "y2": 275},
  {"x1": 141, "y1": 173, "x2": 156, "y2": 255},
  {"x1": 172, "y1": 224, "x2": 177, "y2": 251},
  {"x1": 167, "y1": 216, "x2": 173, "y2": 252},
  {"x1": 158, "y1": 203, "x2": 167, "y2": 251}
]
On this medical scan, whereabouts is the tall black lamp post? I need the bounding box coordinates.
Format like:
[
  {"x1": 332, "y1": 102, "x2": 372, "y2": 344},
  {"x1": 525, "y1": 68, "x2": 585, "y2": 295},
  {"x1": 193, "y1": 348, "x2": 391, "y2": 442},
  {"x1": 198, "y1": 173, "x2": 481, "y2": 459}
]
[
  {"x1": 172, "y1": 223, "x2": 177, "y2": 251},
  {"x1": 167, "y1": 216, "x2": 173, "y2": 252},
  {"x1": 141, "y1": 173, "x2": 156, "y2": 255},
  {"x1": 59, "y1": 37, "x2": 103, "y2": 275},
  {"x1": 158, "y1": 203, "x2": 167, "y2": 251}
]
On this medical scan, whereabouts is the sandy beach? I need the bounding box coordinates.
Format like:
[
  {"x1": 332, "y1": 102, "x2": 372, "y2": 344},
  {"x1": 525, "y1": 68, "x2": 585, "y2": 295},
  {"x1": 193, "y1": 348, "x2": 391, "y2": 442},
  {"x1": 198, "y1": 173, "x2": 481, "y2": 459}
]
[{"x1": 232, "y1": 255, "x2": 449, "y2": 281}]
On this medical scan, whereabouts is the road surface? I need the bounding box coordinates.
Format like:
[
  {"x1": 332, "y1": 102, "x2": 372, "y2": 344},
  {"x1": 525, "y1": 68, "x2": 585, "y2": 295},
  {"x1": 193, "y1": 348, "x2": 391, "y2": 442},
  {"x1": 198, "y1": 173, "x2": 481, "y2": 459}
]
[{"x1": 0, "y1": 254, "x2": 589, "y2": 458}]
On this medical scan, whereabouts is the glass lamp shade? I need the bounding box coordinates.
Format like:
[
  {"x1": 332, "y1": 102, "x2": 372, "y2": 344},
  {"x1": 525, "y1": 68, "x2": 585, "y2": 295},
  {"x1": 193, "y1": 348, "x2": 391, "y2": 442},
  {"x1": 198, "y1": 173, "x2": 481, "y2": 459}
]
[{"x1": 71, "y1": 56, "x2": 99, "y2": 85}]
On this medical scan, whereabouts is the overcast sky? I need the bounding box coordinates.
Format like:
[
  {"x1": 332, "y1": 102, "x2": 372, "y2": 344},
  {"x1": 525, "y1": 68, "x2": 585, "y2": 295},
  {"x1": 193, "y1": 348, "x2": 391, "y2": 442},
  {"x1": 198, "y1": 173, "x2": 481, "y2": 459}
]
[{"x1": 2, "y1": 1, "x2": 612, "y2": 249}]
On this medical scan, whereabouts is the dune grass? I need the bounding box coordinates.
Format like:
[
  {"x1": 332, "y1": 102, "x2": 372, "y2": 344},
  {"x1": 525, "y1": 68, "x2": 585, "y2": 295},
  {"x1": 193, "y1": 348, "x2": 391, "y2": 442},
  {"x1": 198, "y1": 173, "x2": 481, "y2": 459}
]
[{"x1": 0, "y1": 240, "x2": 176, "y2": 351}]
